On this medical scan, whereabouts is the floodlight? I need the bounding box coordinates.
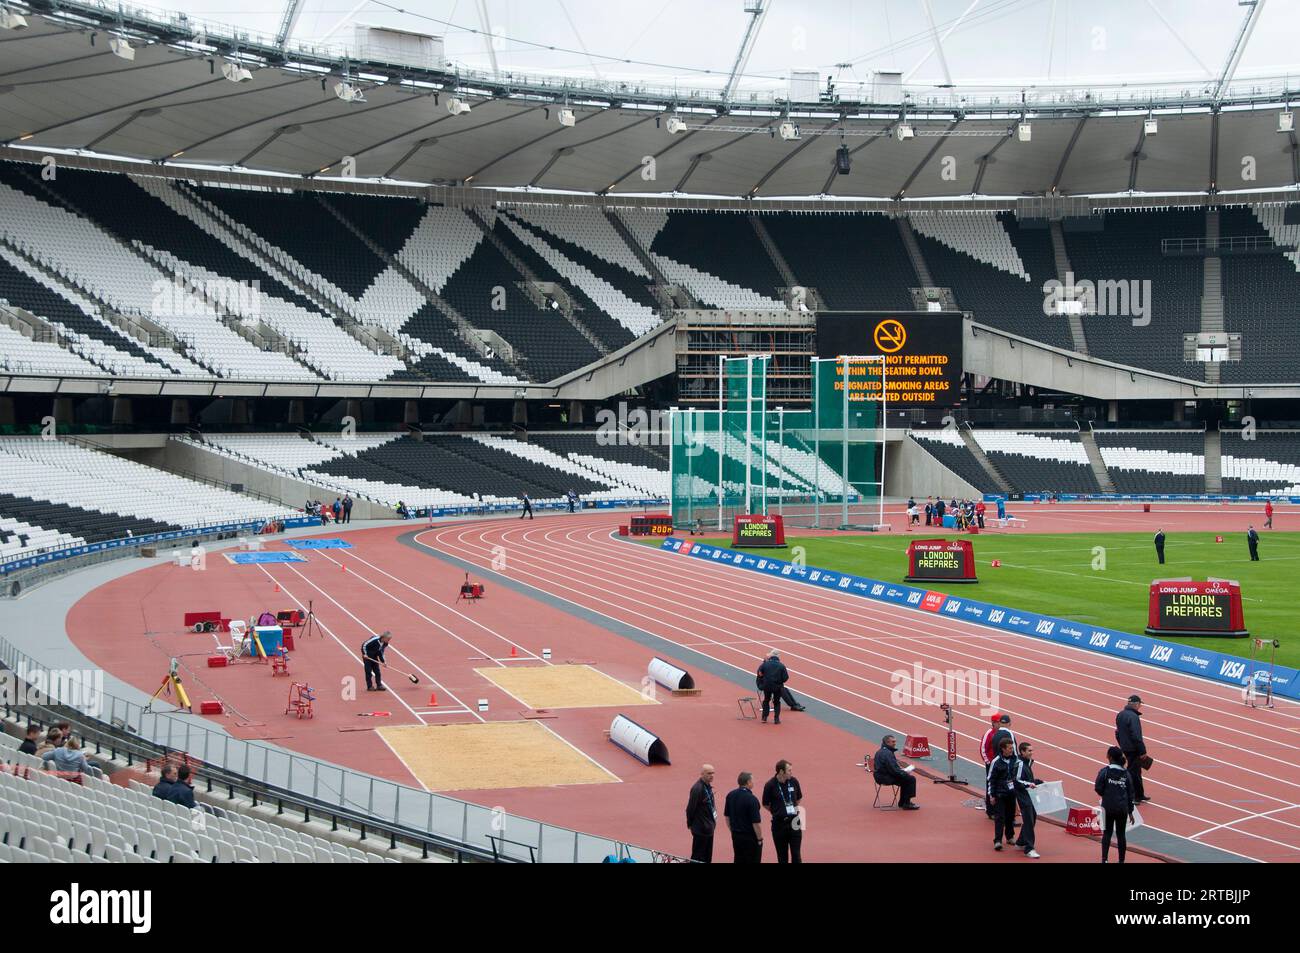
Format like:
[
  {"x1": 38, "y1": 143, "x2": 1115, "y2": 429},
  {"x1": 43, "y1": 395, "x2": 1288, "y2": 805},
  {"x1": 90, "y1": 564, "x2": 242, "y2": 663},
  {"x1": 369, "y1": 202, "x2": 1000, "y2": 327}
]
[
  {"x1": 334, "y1": 82, "x2": 365, "y2": 103},
  {"x1": 895, "y1": 123, "x2": 914, "y2": 141},
  {"x1": 778, "y1": 121, "x2": 800, "y2": 141},
  {"x1": 221, "y1": 61, "x2": 252, "y2": 84},
  {"x1": 109, "y1": 36, "x2": 135, "y2": 61},
  {"x1": 1017, "y1": 122, "x2": 1031, "y2": 142},
  {"x1": 1144, "y1": 117, "x2": 1158, "y2": 135},
  {"x1": 447, "y1": 96, "x2": 472, "y2": 115},
  {"x1": 1279, "y1": 111, "x2": 1295, "y2": 133},
  {"x1": 557, "y1": 107, "x2": 575, "y2": 127},
  {"x1": 665, "y1": 115, "x2": 688, "y2": 134},
  {"x1": 1, "y1": 9, "x2": 28, "y2": 30}
]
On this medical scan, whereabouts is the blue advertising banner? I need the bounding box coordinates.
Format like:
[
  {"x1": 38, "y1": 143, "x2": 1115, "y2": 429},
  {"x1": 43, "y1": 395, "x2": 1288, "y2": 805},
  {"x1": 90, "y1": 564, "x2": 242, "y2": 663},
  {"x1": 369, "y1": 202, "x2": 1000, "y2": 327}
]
[{"x1": 656, "y1": 537, "x2": 1298, "y2": 701}]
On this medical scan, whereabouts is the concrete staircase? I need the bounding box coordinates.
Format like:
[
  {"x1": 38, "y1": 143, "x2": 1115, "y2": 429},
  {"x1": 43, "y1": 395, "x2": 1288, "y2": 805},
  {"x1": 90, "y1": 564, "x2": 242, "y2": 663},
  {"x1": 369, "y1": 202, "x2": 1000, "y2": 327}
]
[
  {"x1": 959, "y1": 426, "x2": 1013, "y2": 494},
  {"x1": 466, "y1": 207, "x2": 608, "y2": 356},
  {"x1": 1201, "y1": 209, "x2": 1224, "y2": 385},
  {"x1": 1204, "y1": 429, "x2": 1223, "y2": 494},
  {"x1": 316, "y1": 197, "x2": 529, "y2": 379},
  {"x1": 1079, "y1": 429, "x2": 1117, "y2": 493},
  {"x1": 896, "y1": 216, "x2": 935, "y2": 287},
  {"x1": 604, "y1": 209, "x2": 699, "y2": 310},
  {"x1": 1049, "y1": 220, "x2": 1090, "y2": 356},
  {"x1": 749, "y1": 214, "x2": 823, "y2": 308}
]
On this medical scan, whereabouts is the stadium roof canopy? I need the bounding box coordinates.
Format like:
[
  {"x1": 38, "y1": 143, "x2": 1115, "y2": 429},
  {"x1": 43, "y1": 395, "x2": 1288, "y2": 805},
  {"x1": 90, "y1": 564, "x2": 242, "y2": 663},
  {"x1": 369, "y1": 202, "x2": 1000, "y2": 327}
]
[{"x1": 1, "y1": 0, "x2": 1297, "y2": 201}]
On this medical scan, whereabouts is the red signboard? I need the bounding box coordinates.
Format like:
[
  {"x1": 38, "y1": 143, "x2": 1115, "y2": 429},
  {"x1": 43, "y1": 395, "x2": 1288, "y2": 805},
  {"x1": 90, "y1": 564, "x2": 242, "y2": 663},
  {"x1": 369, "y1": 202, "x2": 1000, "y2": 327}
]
[
  {"x1": 732, "y1": 514, "x2": 786, "y2": 548},
  {"x1": 905, "y1": 538, "x2": 978, "y2": 584},
  {"x1": 1146, "y1": 579, "x2": 1248, "y2": 637}
]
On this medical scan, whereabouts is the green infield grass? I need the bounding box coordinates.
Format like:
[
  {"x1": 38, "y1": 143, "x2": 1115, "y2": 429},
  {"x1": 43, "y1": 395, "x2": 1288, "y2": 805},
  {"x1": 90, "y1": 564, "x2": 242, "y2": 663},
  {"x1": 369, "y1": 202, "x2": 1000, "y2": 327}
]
[{"x1": 645, "y1": 530, "x2": 1299, "y2": 668}]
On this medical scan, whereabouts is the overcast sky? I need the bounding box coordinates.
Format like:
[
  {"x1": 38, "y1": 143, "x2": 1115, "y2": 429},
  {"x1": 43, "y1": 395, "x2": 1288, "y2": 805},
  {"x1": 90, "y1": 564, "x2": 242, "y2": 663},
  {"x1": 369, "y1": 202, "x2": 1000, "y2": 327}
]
[{"x1": 126, "y1": 0, "x2": 1300, "y2": 94}]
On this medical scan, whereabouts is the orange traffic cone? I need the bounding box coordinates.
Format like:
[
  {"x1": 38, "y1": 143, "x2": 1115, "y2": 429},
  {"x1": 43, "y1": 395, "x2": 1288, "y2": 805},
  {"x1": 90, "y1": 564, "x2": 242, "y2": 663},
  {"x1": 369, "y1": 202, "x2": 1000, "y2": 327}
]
[
  {"x1": 510, "y1": 645, "x2": 517, "y2": 658},
  {"x1": 428, "y1": 692, "x2": 437, "y2": 707},
  {"x1": 274, "y1": 582, "x2": 281, "y2": 593}
]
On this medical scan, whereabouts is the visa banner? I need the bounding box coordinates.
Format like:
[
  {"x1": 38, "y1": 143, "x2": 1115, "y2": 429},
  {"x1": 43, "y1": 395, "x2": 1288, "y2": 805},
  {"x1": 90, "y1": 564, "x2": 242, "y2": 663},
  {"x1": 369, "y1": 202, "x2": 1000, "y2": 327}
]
[{"x1": 655, "y1": 537, "x2": 1298, "y2": 701}]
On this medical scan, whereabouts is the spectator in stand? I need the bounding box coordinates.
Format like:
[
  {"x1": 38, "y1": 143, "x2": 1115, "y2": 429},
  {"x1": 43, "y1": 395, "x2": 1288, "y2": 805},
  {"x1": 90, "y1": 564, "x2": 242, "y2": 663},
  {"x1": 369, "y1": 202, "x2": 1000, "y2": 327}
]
[
  {"x1": 684, "y1": 764, "x2": 718, "y2": 863},
  {"x1": 18, "y1": 724, "x2": 41, "y2": 755},
  {"x1": 1264, "y1": 499, "x2": 1274, "y2": 530},
  {"x1": 35, "y1": 728, "x2": 62, "y2": 759},
  {"x1": 152, "y1": 763, "x2": 179, "y2": 800},
  {"x1": 342, "y1": 494, "x2": 353, "y2": 524},
  {"x1": 42, "y1": 735, "x2": 101, "y2": 778},
  {"x1": 1095, "y1": 746, "x2": 1136, "y2": 863},
  {"x1": 167, "y1": 765, "x2": 197, "y2": 809}
]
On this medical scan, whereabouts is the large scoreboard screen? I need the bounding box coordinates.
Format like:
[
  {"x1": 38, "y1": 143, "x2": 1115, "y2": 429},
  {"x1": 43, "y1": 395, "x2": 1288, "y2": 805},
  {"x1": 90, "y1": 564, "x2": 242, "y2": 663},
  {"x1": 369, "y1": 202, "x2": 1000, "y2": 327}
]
[
  {"x1": 1146, "y1": 580, "x2": 1248, "y2": 637},
  {"x1": 816, "y1": 312, "x2": 963, "y2": 408}
]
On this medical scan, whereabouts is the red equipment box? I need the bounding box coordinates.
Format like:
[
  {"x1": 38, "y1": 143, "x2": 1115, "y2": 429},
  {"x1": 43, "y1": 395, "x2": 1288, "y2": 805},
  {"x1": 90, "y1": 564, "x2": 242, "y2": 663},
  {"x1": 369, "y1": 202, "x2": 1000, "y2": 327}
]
[
  {"x1": 905, "y1": 538, "x2": 978, "y2": 584},
  {"x1": 206, "y1": 656, "x2": 228, "y2": 668},
  {"x1": 1146, "y1": 579, "x2": 1248, "y2": 637},
  {"x1": 732, "y1": 514, "x2": 785, "y2": 548},
  {"x1": 199, "y1": 701, "x2": 224, "y2": 714}
]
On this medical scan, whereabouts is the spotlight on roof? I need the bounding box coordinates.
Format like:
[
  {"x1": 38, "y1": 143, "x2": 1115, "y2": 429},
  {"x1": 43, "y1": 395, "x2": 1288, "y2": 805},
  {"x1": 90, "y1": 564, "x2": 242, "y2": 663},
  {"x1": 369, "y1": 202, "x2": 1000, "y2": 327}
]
[
  {"x1": 1017, "y1": 122, "x2": 1032, "y2": 142},
  {"x1": 446, "y1": 96, "x2": 472, "y2": 115},
  {"x1": 665, "y1": 115, "x2": 688, "y2": 135},
  {"x1": 334, "y1": 81, "x2": 366, "y2": 103},
  {"x1": 1144, "y1": 117, "x2": 1158, "y2": 136},
  {"x1": 895, "y1": 123, "x2": 914, "y2": 141},
  {"x1": 835, "y1": 144, "x2": 851, "y2": 175},
  {"x1": 1, "y1": 9, "x2": 28, "y2": 30},
  {"x1": 557, "y1": 107, "x2": 575, "y2": 127},
  {"x1": 778, "y1": 121, "x2": 800, "y2": 141},
  {"x1": 1279, "y1": 111, "x2": 1295, "y2": 133},
  {"x1": 221, "y1": 61, "x2": 253, "y2": 84},
  {"x1": 109, "y1": 36, "x2": 136, "y2": 61}
]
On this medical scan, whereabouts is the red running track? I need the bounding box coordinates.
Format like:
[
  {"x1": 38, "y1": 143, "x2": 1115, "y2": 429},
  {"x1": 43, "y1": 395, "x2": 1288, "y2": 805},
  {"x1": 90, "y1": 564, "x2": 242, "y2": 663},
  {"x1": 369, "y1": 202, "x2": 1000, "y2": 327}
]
[
  {"x1": 417, "y1": 514, "x2": 1300, "y2": 862},
  {"x1": 67, "y1": 520, "x2": 1162, "y2": 863}
]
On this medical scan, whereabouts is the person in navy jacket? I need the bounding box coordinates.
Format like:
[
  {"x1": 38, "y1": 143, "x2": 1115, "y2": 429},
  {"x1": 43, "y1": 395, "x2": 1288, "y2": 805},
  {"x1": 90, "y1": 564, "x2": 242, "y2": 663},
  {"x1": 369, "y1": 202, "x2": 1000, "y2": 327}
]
[
  {"x1": 1115, "y1": 695, "x2": 1149, "y2": 803},
  {"x1": 1095, "y1": 746, "x2": 1136, "y2": 863}
]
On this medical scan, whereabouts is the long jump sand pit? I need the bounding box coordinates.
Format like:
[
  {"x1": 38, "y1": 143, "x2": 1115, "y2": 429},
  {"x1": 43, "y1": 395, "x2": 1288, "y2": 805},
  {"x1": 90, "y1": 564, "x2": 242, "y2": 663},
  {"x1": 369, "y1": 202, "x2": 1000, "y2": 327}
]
[
  {"x1": 475, "y1": 664, "x2": 658, "y2": 709},
  {"x1": 378, "y1": 721, "x2": 619, "y2": 791}
]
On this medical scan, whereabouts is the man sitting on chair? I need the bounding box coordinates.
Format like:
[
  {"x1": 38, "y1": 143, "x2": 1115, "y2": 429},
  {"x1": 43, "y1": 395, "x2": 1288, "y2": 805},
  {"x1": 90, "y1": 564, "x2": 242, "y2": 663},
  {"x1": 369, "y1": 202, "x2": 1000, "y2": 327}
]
[{"x1": 872, "y1": 734, "x2": 919, "y2": 810}]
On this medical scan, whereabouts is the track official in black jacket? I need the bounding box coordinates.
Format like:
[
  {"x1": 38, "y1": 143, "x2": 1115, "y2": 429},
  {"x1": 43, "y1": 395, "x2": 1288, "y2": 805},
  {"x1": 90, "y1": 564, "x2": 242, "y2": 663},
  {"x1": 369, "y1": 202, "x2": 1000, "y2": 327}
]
[
  {"x1": 761, "y1": 760, "x2": 804, "y2": 863},
  {"x1": 873, "y1": 735, "x2": 919, "y2": 809},
  {"x1": 361, "y1": 631, "x2": 393, "y2": 692},
  {"x1": 1115, "y1": 695, "x2": 1150, "y2": 803},
  {"x1": 1248, "y1": 525, "x2": 1260, "y2": 561},
  {"x1": 1095, "y1": 747, "x2": 1137, "y2": 863},
  {"x1": 1154, "y1": 529, "x2": 1166, "y2": 564},
  {"x1": 1013, "y1": 742, "x2": 1042, "y2": 858},
  {"x1": 757, "y1": 651, "x2": 789, "y2": 724},
  {"x1": 987, "y1": 739, "x2": 1020, "y2": 851},
  {"x1": 724, "y1": 772, "x2": 763, "y2": 863},
  {"x1": 684, "y1": 764, "x2": 717, "y2": 863}
]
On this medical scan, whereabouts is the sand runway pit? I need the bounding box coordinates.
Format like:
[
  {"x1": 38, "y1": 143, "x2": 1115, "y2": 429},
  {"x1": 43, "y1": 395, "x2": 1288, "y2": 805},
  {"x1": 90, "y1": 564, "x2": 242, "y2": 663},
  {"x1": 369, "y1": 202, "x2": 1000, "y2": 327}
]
[
  {"x1": 476, "y1": 664, "x2": 657, "y2": 710},
  {"x1": 378, "y1": 721, "x2": 619, "y2": 791}
]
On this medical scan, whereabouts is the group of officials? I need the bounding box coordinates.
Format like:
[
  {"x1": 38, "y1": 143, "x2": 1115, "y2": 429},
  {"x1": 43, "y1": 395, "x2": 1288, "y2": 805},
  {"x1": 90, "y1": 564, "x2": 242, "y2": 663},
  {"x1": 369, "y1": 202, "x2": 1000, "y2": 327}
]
[
  {"x1": 1154, "y1": 522, "x2": 1265, "y2": 564},
  {"x1": 686, "y1": 761, "x2": 805, "y2": 864}
]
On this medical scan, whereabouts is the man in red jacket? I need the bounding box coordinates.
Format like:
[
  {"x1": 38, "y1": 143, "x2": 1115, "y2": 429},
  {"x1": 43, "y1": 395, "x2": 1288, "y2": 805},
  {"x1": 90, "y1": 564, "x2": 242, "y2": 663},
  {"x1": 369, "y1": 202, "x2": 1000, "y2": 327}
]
[
  {"x1": 1265, "y1": 499, "x2": 1274, "y2": 529},
  {"x1": 981, "y1": 713, "x2": 1001, "y2": 818}
]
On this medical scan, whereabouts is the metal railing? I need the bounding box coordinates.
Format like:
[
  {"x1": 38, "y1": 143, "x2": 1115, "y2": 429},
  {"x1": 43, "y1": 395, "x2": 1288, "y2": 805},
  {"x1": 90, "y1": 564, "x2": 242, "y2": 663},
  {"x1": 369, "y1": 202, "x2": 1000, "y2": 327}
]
[{"x1": 0, "y1": 638, "x2": 679, "y2": 863}]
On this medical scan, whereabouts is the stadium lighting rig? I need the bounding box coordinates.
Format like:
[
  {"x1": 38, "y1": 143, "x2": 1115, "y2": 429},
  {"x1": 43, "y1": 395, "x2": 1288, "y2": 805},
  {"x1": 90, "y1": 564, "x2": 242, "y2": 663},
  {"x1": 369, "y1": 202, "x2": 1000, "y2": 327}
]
[
  {"x1": 108, "y1": 35, "x2": 135, "y2": 60},
  {"x1": 1017, "y1": 120, "x2": 1032, "y2": 142},
  {"x1": 221, "y1": 60, "x2": 253, "y2": 84},
  {"x1": 665, "y1": 114, "x2": 688, "y2": 134},
  {"x1": 0, "y1": 6, "x2": 28, "y2": 30},
  {"x1": 1280, "y1": 110, "x2": 1295, "y2": 133},
  {"x1": 446, "y1": 96, "x2": 472, "y2": 115}
]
